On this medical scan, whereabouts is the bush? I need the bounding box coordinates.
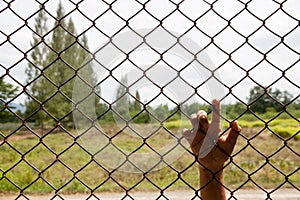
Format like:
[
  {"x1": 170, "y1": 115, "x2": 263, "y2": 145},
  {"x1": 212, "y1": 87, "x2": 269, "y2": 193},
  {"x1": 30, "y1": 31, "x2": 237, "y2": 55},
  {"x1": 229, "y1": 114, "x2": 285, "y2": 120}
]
[{"x1": 271, "y1": 126, "x2": 299, "y2": 140}]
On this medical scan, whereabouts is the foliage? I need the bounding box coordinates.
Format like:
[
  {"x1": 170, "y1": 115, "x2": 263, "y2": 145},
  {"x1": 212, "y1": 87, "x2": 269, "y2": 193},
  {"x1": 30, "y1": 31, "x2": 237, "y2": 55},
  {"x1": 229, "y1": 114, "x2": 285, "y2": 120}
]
[
  {"x1": 24, "y1": 3, "x2": 100, "y2": 129},
  {"x1": 0, "y1": 78, "x2": 18, "y2": 123},
  {"x1": 132, "y1": 90, "x2": 141, "y2": 112},
  {"x1": 247, "y1": 86, "x2": 293, "y2": 113},
  {"x1": 181, "y1": 102, "x2": 210, "y2": 116},
  {"x1": 113, "y1": 76, "x2": 131, "y2": 121},
  {"x1": 24, "y1": 5, "x2": 48, "y2": 129},
  {"x1": 271, "y1": 125, "x2": 299, "y2": 140}
]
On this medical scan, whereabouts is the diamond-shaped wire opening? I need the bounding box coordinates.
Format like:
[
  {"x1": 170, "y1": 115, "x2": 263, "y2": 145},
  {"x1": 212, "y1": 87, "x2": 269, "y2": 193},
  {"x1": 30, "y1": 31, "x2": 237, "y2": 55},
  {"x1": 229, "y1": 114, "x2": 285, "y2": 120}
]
[
  {"x1": 128, "y1": 10, "x2": 160, "y2": 29},
  {"x1": 112, "y1": 0, "x2": 143, "y2": 21},
  {"x1": 285, "y1": 63, "x2": 300, "y2": 87},
  {"x1": 7, "y1": 135, "x2": 40, "y2": 156},
  {"x1": 95, "y1": 10, "x2": 126, "y2": 36},
  {"x1": 269, "y1": 145, "x2": 300, "y2": 176},
  {"x1": 265, "y1": 9, "x2": 298, "y2": 37},
  {"x1": 78, "y1": 0, "x2": 110, "y2": 21},
  {"x1": 247, "y1": 0, "x2": 279, "y2": 20},
  {"x1": 223, "y1": 162, "x2": 249, "y2": 190},
  {"x1": 5, "y1": 160, "x2": 40, "y2": 190},
  {"x1": 92, "y1": 176, "x2": 127, "y2": 193},
  {"x1": 213, "y1": 0, "x2": 245, "y2": 20},
  {"x1": 145, "y1": 0, "x2": 177, "y2": 20},
  {"x1": 181, "y1": 28, "x2": 211, "y2": 52},
  {"x1": 179, "y1": 0, "x2": 210, "y2": 21},
  {"x1": 283, "y1": 0, "x2": 300, "y2": 20},
  {"x1": 266, "y1": 44, "x2": 299, "y2": 70},
  {"x1": 41, "y1": 130, "x2": 75, "y2": 155},
  {"x1": 144, "y1": 166, "x2": 179, "y2": 190},
  {"x1": 201, "y1": 43, "x2": 228, "y2": 67},
  {"x1": 58, "y1": 143, "x2": 91, "y2": 172},
  {"x1": 231, "y1": 9, "x2": 263, "y2": 37},
  {"x1": 8, "y1": 26, "x2": 33, "y2": 53},
  {"x1": 0, "y1": 9, "x2": 24, "y2": 35},
  {"x1": 232, "y1": 43, "x2": 264, "y2": 71},
  {"x1": 248, "y1": 26, "x2": 281, "y2": 54},
  {"x1": 196, "y1": 10, "x2": 228, "y2": 37},
  {"x1": 23, "y1": 178, "x2": 55, "y2": 194},
  {"x1": 45, "y1": 0, "x2": 76, "y2": 17},
  {"x1": 251, "y1": 162, "x2": 286, "y2": 189},
  {"x1": 75, "y1": 160, "x2": 110, "y2": 188},
  {"x1": 0, "y1": 43, "x2": 24, "y2": 67},
  {"x1": 214, "y1": 26, "x2": 246, "y2": 53},
  {"x1": 249, "y1": 61, "x2": 282, "y2": 86},
  {"x1": 163, "y1": 11, "x2": 194, "y2": 33},
  {"x1": 231, "y1": 77, "x2": 262, "y2": 102},
  {"x1": 0, "y1": 142, "x2": 22, "y2": 174},
  {"x1": 24, "y1": 143, "x2": 57, "y2": 172},
  {"x1": 216, "y1": 60, "x2": 247, "y2": 87},
  {"x1": 41, "y1": 161, "x2": 74, "y2": 190},
  {"x1": 43, "y1": 92, "x2": 74, "y2": 121}
]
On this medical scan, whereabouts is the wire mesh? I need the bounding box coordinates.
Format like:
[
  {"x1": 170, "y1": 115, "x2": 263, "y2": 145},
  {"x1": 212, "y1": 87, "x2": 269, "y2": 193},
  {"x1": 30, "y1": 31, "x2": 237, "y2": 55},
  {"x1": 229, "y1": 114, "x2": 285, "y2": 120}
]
[{"x1": 0, "y1": 0, "x2": 299, "y2": 199}]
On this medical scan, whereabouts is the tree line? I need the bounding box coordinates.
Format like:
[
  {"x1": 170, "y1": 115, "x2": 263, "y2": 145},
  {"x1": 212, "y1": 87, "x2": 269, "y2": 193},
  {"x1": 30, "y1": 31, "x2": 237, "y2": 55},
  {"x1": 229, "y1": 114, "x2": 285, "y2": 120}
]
[
  {"x1": 110, "y1": 82, "x2": 299, "y2": 123},
  {"x1": 0, "y1": 3, "x2": 299, "y2": 127}
]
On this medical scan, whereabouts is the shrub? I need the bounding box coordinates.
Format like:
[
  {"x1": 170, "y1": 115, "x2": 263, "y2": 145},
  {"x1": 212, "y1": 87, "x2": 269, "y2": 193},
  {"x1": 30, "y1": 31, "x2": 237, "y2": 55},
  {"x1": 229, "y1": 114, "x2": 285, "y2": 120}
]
[{"x1": 271, "y1": 126, "x2": 300, "y2": 140}]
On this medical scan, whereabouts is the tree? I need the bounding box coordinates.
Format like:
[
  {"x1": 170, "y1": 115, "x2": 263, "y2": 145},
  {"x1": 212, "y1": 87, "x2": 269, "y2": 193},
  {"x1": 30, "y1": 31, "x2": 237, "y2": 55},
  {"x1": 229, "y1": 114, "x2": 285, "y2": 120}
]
[
  {"x1": 247, "y1": 86, "x2": 293, "y2": 113},
  {"x1": 0, "y1": 78, "x2": 18, "y2": 123},
  {"x1": 154, "y1": 104, "x2": 169, "y2": 121},
  {"x1": 182, "y1": 102, "x2": 200, "y2": 116},
  {"x1": 72, "y1": 29, "x2": 106, "y2": 126},
  {"x1": 133, "y1": 90, "x2": 141, "y2": 112},
  {"x1": 130, "y1": 90, "x2": 152, "y2": 123},
  {"x1": 24, "y1": 6, "x2": 49, "y2": 129},
  {"x1": 46, "y1": 3, "x2": 101, "y2": 127},
  {"x1": 25, "y1": 2, "x2": 68, "y2": 128},
  {"x1": 224, "y1": 102, "x2": 247, "y2": 118},
  {"x1": 25, "y1": 2, "x2": 98, "y2": 128},
  {"x1": 114, "y1": 75, "x2": 131, "y2": 121},
  {"x1": 44, "y1": 2, "x2": 71, "y2": 125}
]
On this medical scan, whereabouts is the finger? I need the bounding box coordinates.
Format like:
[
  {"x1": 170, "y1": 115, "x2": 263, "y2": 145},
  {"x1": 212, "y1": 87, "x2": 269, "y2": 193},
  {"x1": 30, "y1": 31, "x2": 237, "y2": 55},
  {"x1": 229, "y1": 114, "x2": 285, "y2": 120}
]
[
  {"x1": 197, "y1": 110, "x2": 209, "y2": 133},
  {"x1": 211, "y1": 99, "x2": 221, "y2": 125},
  {"x1": 182, "y1": 128, "x2": 195, "y2": 145},
  {"x1": 189, "y1": 111, "x2": 208, "y2": 155},
  {"x1": 190, "y1": 113, "x2": 198, "y2": 131},
  {"x1": 226, "y1": 121, "x2": 241, "y2": 146}
]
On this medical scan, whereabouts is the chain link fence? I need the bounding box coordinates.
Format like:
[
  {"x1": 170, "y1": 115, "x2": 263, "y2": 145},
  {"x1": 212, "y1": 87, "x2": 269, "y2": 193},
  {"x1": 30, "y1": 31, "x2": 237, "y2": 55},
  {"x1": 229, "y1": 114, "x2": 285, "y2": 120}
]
[{"x1": 0, "y1": 0, "x2": 299, "y2": 199}]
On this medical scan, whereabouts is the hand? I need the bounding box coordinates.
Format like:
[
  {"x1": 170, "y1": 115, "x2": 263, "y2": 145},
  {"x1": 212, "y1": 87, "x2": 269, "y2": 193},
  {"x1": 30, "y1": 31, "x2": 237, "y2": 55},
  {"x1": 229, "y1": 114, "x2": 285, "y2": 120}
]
[{"x1": 183, "y1": 99, "x2": 241, "y2": 172}]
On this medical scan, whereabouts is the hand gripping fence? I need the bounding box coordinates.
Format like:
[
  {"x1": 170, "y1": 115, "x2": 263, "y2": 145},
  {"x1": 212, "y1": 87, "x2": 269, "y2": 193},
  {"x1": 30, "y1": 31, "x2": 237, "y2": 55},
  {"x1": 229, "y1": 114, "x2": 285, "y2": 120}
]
[{"x1": 0, "y1": 0, "x2": 299, "y2": 199}]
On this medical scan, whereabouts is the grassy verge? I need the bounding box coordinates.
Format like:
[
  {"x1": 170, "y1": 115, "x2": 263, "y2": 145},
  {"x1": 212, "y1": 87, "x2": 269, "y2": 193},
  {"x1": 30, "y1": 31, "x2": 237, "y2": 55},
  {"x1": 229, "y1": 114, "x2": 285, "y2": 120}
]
[{"x1": 0, "y1": 118, "x2": 299, "y2": 195}]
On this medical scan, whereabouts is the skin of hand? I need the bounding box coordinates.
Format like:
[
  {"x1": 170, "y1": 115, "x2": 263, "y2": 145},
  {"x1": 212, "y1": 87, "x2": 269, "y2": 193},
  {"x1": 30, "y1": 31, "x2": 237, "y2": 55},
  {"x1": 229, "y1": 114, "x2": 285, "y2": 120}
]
[
  {"x1": 182, "y1": 99, "x2": 241, "y2": 200},
  {"x1": 183, "y1": 99, "x2": 241, "y2": 172}
]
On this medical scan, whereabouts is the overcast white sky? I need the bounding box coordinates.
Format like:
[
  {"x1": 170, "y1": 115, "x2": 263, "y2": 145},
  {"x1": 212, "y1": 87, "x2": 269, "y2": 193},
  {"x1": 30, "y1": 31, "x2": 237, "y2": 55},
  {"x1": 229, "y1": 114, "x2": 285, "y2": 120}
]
[{"x1": 0, "y1": 0, "x2": 299, "y2": 107}]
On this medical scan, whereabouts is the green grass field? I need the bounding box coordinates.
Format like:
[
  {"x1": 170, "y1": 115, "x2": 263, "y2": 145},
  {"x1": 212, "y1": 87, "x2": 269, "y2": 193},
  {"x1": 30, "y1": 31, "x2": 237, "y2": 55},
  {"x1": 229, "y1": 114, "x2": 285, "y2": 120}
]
[{"x1": 0, "y1": 117, "x2": 299, "y2": 195}]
